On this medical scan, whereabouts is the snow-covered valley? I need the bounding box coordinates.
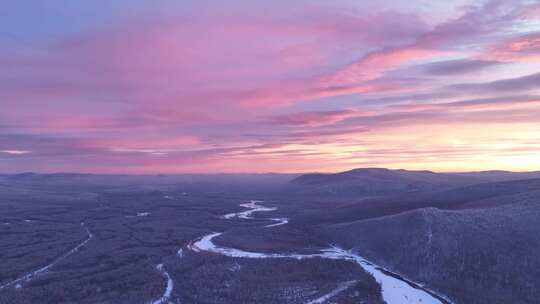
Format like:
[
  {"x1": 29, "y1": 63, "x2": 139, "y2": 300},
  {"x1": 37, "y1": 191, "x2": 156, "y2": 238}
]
[{"x1": 189, "y1": 200, "x2": 451, "y2": 304}]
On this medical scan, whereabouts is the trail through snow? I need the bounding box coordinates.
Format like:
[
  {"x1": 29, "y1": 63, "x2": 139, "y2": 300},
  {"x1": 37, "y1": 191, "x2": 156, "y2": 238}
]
[
  {"x1": 307, "y1": 280, "x2": 357, "y2": 304},
  {"x1": 0, "y1": 222, "x2": 93, "y2": 290}
]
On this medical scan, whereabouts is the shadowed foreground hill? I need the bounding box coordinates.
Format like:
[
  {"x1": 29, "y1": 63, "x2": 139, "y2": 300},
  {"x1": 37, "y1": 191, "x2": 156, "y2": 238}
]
[
  {"x1": 320, "y1": 189, "x2": 540, "y2": 304},
  {"x1": 295, "y1": 177, "x2": 540, "y2": 224},
  {"x1": 454, "y1": 170, "x2": 540, "y2": 182}
]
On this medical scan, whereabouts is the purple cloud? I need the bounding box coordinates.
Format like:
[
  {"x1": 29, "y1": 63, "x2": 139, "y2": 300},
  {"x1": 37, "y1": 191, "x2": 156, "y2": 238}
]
[
  {"x1": 421, "y1": 59, "x2": 502, "y2": 75},
  {"x1": 448, "y1": 72, "x2": 540, "y2": 93}
]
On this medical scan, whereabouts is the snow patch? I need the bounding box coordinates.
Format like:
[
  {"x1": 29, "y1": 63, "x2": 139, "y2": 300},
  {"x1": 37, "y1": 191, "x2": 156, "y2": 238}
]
[
  {"x1": 265, "y1": 218, "x2": 289, "y2": 228},
  {"x1": 307, "y1": 280, "x2": 357, "y2": 304},
  {"x1": 125, "y1": 212, "x2": 151, "y2": 218}
]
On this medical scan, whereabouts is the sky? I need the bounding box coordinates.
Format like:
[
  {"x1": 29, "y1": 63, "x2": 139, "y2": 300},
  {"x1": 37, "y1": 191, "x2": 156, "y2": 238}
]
[{"x1": 1, "y1": 0, "x2": 540, "y2": 173}]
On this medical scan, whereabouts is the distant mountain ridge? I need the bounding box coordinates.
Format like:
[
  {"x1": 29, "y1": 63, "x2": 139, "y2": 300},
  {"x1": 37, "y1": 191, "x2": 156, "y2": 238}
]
[
  {"x1": 289, "y1": 168, "x2": 480, "y2": 196},
  {"x1": 292, "y1": 168, "x2": 455, "y2": 184},
  {"x1": 289, "y1": 168, "x2": 540, "y2": 197}
]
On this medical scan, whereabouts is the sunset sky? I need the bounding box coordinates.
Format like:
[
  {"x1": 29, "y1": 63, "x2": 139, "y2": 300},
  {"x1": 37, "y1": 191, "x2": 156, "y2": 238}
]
[{"x1": 1, "y1": 0, "x2": 540, "y2": 173}]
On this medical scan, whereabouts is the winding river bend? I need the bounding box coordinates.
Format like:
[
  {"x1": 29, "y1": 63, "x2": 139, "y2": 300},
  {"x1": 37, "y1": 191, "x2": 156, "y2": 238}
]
[
  {"x1": 190, "y1": 200, "x2": 452, "y2": 304},
  {"x1": 151, "y1": 264, "x2": 174, "y2": 304}
]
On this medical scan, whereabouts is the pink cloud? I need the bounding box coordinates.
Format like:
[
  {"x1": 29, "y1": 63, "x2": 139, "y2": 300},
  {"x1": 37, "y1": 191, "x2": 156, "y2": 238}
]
[
  {"x1": 321, "y1": 47, "x2": 444, "y2": 86},
  {"x1": 0, "y1": 8, "x2": 431, "y2": 115},
  {"x1": 1, "y1": 150, "x2": 31, "y2": 155},
  {"x1": 3, "y1": 0, "x2": 540, "y2": 173},
  {"x1": 265, "y1": 110, "x2": 365, "y2": 126},
  {"x1": 319, "y1": 0, "x2": 540, "y2": 89},
  {"x1": 238, "y1": 80, "x2": 402, "y2": 107},
  {"x1": 486, "y1": 32, "x2": 540, "y2": 62}
]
